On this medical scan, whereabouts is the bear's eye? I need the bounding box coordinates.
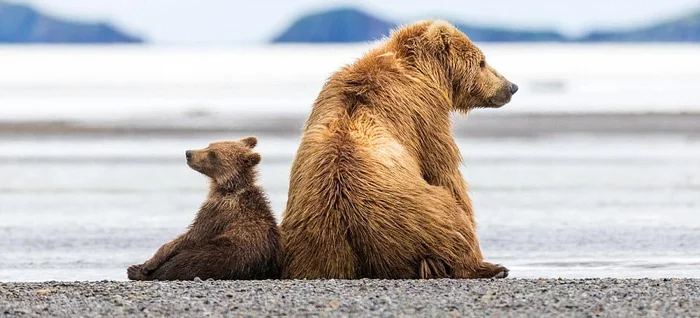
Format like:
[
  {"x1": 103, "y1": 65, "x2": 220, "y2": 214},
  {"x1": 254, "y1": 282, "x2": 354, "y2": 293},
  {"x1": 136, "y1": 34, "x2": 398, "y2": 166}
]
[
  {"x1": 208, "y1": 151, "x2": 217, "y2": 160},
  {"x1": 479, "y1": 60, "x2": 486, "y2": 68}
]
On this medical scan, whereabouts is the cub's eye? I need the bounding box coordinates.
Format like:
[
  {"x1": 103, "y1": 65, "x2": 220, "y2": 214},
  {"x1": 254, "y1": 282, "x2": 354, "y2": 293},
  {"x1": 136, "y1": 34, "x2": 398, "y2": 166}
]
[
  {"x1": 479, "y1": 60, "x2": 486, "y2": 68},
  {"x1": 208, "y1": 151, "x2": 217, "y2": 160}
]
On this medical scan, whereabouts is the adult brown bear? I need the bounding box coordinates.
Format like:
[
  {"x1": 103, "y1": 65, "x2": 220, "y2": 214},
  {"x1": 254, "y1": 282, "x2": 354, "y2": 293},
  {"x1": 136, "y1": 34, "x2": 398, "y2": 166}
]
[{"x1": 281, "y1": 20, "x2": 518, "y2": 279}]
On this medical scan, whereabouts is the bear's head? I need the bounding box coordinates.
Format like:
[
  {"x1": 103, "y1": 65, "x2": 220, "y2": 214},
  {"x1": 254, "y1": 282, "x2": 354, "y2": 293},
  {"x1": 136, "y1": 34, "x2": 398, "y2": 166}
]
[
  {"x1": 391, "y1": 20, "x2": 518, "y2": 111},
  {"x1": 185, "y1": 136, "x2": 261, "y2": 187}
]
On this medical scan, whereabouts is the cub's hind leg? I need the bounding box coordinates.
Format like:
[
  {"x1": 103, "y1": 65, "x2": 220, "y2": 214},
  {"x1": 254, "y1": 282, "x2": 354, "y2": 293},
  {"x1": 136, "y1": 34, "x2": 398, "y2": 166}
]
[{"x1": 148, "y1": 238, "x2": 279, "y2": 280}]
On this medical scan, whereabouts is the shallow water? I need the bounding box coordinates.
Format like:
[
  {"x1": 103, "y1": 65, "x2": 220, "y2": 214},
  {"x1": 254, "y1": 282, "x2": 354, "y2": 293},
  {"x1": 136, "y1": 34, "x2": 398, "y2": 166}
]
[{"x1": 1, "y1": 132, "x2": 698, "y2": 281}]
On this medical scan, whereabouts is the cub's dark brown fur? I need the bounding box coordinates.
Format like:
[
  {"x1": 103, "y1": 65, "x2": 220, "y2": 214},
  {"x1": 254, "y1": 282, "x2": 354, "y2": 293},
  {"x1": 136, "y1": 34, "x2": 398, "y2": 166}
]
[{"x1": 127, "y1": 136, "x2": 281, "y2": 281}]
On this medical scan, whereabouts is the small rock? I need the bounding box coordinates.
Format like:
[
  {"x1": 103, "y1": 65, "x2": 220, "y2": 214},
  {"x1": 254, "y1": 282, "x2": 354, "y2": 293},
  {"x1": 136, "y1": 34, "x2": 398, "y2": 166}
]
[{"x1": 36, "y1": 289, "x2": 54, "y2": 295}]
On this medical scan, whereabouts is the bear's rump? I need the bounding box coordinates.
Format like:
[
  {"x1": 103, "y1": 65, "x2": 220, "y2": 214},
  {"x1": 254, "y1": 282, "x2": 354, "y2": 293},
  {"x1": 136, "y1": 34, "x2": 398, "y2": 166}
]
[
  {"x1": 283, "y1": 122, "x2": 471, "y2": 278},
  {"x1": 286, "y1": 144, "x2": 468, "y2": 278},
  {"x1": 341, "y1": 173, "x2": 468, "y2": 277}
]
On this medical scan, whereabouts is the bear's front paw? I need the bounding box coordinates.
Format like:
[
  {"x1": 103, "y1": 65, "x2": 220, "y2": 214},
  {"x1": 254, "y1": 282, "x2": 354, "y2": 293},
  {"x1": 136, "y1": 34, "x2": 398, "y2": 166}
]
[{"x1": 127, "y1": 264, "x2": 147, "y2": 281}]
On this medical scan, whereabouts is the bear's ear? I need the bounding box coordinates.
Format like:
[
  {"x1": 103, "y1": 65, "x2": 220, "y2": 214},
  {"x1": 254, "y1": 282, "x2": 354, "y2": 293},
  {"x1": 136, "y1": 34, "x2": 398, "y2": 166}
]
[
  {"x1": 424, "y1": 20, "x2": 454, "y2": 52},
  {"x1": 240, "y1": 136, "x2": 257, "y2": 149},
  {"x1": 246, "y1": 152, "x2": 261, "y2": 166}
]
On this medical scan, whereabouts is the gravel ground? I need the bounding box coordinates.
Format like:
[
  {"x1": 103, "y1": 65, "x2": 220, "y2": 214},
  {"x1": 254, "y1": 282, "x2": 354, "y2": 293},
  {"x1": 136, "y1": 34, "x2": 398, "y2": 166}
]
[{"x1": 1, "y1": 279, "x2": 698, "y2": 317}]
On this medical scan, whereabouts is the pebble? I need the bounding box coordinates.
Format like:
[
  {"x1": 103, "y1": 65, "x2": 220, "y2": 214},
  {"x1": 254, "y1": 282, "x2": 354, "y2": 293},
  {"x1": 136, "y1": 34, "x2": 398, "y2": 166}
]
[{"x1": 1, "y1": 279, "x2": 698, "y2": 317}]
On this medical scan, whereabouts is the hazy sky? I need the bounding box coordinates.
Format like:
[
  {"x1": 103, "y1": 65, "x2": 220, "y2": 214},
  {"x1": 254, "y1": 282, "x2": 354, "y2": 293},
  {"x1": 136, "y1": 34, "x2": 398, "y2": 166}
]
[{"x1": 13, "y1": 0, "x2": 700, "y2": 44}]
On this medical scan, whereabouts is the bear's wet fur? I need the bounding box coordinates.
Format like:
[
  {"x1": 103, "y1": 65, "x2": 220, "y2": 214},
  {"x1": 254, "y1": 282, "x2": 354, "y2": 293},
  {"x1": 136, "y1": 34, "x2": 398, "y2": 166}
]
[
  {"x1": 128, "y1": 136, "x2": 282, "y2": 281},
  {"x1": 280, "y1": 20, "x2": 517, "y2": 279}
]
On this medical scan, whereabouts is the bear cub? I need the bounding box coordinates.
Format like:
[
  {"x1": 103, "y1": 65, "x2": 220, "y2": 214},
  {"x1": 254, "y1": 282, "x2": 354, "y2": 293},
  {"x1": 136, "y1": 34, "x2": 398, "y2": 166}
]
[{"x1": 127, "y1": 136, "x2": 282, "y2": 281}]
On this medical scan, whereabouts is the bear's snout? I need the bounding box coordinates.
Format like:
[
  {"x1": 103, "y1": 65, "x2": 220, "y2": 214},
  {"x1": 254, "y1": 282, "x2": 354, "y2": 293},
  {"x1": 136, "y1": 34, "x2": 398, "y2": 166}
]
[
  {"x1": 186, "y1": 150, "x2": 193, "y2": 160},
  {"x1": 510, "y1": 83, "x2": 519, "y2": 95}
]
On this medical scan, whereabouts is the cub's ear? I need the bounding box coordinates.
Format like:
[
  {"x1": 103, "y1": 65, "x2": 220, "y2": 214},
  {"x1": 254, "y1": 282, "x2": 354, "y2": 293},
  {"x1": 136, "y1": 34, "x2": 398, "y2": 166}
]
[
  {"x1": 424, "y1": 20, "x2": 454, "y2": 52},
  {"x1": 247, "y1": 152, "x2": 261, "y2": 166},
  {"x1": 240, "y1": 136, "x2": 258, "y2": 149}
]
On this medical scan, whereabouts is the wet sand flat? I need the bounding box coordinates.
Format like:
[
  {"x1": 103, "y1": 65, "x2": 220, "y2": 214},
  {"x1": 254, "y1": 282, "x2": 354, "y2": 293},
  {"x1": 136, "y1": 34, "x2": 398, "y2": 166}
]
[{"x1": 1, "y1": 113, "x2": 699, "y2": 137}]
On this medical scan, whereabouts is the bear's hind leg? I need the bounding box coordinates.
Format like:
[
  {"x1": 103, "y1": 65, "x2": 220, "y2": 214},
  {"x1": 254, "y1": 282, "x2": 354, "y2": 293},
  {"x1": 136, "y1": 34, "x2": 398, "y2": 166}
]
[
  {"x1": 472, "y1": 262, "x2": 509, "y2": 279},
  {"x1": 451, "y1": 261, "x2": 509, "y2": 279}
]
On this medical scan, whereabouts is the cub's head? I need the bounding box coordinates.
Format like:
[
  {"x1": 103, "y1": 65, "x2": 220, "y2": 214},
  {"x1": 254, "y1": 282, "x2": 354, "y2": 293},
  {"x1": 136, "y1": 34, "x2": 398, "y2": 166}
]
[
  {"x1": 185, "y1": 136, "x2": 261, "y2": 184},
  {"x1": 391, "y1": 20, "x2": 518, "y2": 111}
]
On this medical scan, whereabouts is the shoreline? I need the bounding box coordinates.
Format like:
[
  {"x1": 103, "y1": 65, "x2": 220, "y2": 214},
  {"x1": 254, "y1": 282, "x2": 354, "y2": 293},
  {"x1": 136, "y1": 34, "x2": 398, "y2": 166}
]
[
  {"x1": 1, "y1": 113, "x2": 699, "y2": 138},
  {"x1": 1, "y1": 279, "x2": 698, "y2": 317}
]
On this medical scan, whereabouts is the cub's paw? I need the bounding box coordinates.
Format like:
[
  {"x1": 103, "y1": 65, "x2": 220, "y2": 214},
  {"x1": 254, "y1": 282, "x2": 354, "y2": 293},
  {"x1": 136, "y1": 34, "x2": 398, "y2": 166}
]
[
  {"x1": 127, "y1": 264, "x2": 147, "y2": 281},
  {"x1": 473, "y1": 262, "x2": 509, "y2": 279},
  {"x1": 140, "y1": 260, "x2": 159, "y2": 275}
]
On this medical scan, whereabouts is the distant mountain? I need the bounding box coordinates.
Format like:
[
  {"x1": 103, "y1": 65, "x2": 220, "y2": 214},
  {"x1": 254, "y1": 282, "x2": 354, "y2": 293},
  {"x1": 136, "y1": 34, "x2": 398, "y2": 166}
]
[
  {"x1": 273, "y1": 8, "x2": 393, "y2": 43},
  {"x1": 453, "y1": 23, "x2": 565, "y2": 42},
  {"x1": 581, "y1": 11, "x2": 700, "y2": 42},
  {"x1": 272, "y1": 8, "x2": 564, "y2": 43},
  {"x1": 0, "y1": 1, "x2": 142, "y2": 44},
  {"x1": 272, "y1": 7, "x2": 700, "y2": 43}
]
